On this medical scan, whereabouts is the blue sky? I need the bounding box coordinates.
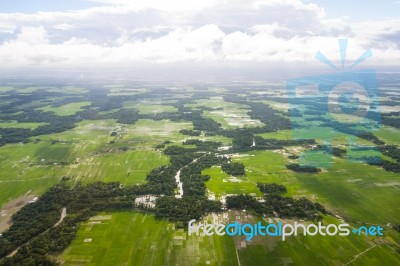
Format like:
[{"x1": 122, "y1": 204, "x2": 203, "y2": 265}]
[
  {"x1": 0, "y1": 0, "x2": 99, "y2": 13},
  {"x1": 0, "y1": 0, "x2": 398, "y2": 68},
  {"x1": 306, "y1": 0, "x2": 400, "y2": 21},
  {"x1": 2, "y1": 0, "x2": 399, "y2": 20}
]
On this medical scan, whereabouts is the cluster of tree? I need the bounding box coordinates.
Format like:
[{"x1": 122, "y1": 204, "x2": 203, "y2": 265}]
[
  {"x1": 226, "y1": 183, "x2": 328, "y2": 220},
  {"x1": 393, "y1": 224, "x2": 400, "y2": 233},
  {"x1": 369, "y1": 159, "x2": 400, "y2": 173},
  {"x1": 229, "y1": 130, "x2": 254, "y2": 150},
  {"x1": 154, "y1": 196, "x2": 221, "y2": 224},
  {"x1": 131, "y1": 165, "x2": 179, "y2": 195},
  {"x1": 223, "y1": 96, "x2": 291, "y2": 132},
  {"x1": 257, "y1": 183, "x2": 287, "y2": 194},
  {"x1": 179, "y1": 129, "x2": 201, "y2": 136},
  {"x1": 382, "y1": 115, "x2": 400, "y2": 129},
  {"x1": 2, "y1": 209, "x2": 94, "y2": 265},
  {"x1": 221, "y1": 129, "x2": 316, "y2": 153},
  {"x1": 357, "y1": 134, "x2": 400, "y2": 173},
  {"x1": 379, "y1": 145, "x2": 400, "y2": 162},
  {"x1": 253, "y1": 137, "x2": 316, "y2": 151},
  {"x1": 264, "y1": 194, "x2": 327, "y2": 220},
  {"x1": 192, "y1": 117, "x2": 222, "y2": 132},
  {"x1": 114, "y1": 109, "x2": 139, "y2": 124},
  {"x1": 183, "y1": 139, "x2": 223, "y2": 152},
  {"x1": 179, "y1": 154, "x2": 228, "y2": 197},
  {"x1": 358, "y1": 132, "x2": 385, "y2": 146},
  {"x1": 221, "y1": 162, "x2": 246, "y2": 176},
  {"x1": 332, "y1": 147, "x2": 347, "y2": 158},
  {"x1": 0, "y1": 182, "x2": 135, "y2": 264},
  {"x1": 286, "y1": 163, "x2": 321, "y2": 173},
  {"x1": 226, "y1": 195, "x2": 264, "y2": 214},
  {"x1": 141, "y1": 140, "x2": 228, "y2": 222},
  {"x1": 0, "y1": 108, "x2": 139, "y2": 147},
  {"x1": 312, "y1": 144, "x2": 347, "y2": 158}
]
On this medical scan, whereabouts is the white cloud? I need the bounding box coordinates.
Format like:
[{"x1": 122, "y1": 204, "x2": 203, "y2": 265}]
[
  {"x1": 89, "y1": 0, "x2": 220, "y2": 12},
  {"x1": 0, "y1": 0, "x2": 398, "y2": 67}
]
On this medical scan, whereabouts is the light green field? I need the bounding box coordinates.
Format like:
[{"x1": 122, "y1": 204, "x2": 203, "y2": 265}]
[
  {"x1": 290, "y1": 125, "x2": 375, "y2": 146},
  {"x1": 205, "y1": 150, "x2": 400, "y2": 225},
  {"x1": 294, "y1": 158, "x2": 400, "y2": 224},
  {"x1": 60, "y1": 212, "x2": 237, "y2": 266},
  {"x1": 204, "y1": 166, "x2": 259, "y2": 196},
  {"x1": 0, "y1": 86, "x2": 14, "y2": 92},
  {"x1": 0, "y1": 119, "x2": 193, "y2": 207},
  {"x1": 60, "y1": 150, "x2": 169, "y2": 186},
  {"x1": 122, "y1": 119, "x2": 193, "y2": 147},
  {"x1": 374, "y1": 126, "x2": 399, "y2": 145},
  {"x1": 239, "y1": 215, "x2": 400, "y2": 266},
  {"x1": 37, "y1": 102, "x2": 91, "y2": 116},
  {"x1": 186, "y1": 97, "x2": 264, "y2": 129},
  {"x1": 0, "y1": 142, "x2": 68, "y2": 206},
  {"x1": 135, "y1": 104, "x2": 178, "y2": 114},
  {"x1": 205, "y1": 151, "x2": 299, "y2": 198},
  {"x1": 257, "y1": 130, "x2": 293, "y2": 140},
  {"x1": 0, "y1": 121, "x2": 48, "y2": 129},
  {"x1": 261, "y1": 100, "x2": 289, "y2": 112},
  {"x1": 60, "y1": 211, "x2": 400, "y2": 266},
  {"x1": 108, "y1": 88, "x2": 147, "y2": 96}
]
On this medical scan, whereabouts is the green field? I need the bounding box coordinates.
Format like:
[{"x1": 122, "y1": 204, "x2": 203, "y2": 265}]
[
  {"x1": 204, "y1": 166, "x2": 259, "y2": 196},
  {"x1": 186, "y1": 97, "x2": 264, "y2": 129},
  {"x1": 239, "y1": 216, "x2": 400, "y2": 266},
  {"x1": 37, "y1": 102, "x2": 91, "y2": 116},
  {"x1": 59, "y1": 211, "x2": 400, "y2": 266},
  {"x1": 123, "y1": 102, "x2": 178, "y2": 114},
  {"x1": 0, "y1": 119, "x2": 189, "y2": 206},
  {"x1": 374, "y1": 126, "x2": 400, "y2": 145},
  {"x1": 0, "y1": 84, "x2": 399, "y2": 265},
  {"x1": 204, "y1": 149, "x2": 400, "y2": 225},
  {"x1": 257, "y1": 130, "x2": 293, "y2": 140},
  {"x1": 0, "y1": 121, "x2": 48, "y2": 129},
  {"x1": 60, "y1": 212, "x2": 237, "y2": 266}
]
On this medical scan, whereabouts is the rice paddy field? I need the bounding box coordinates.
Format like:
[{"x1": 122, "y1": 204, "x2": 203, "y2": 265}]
[
  {"x1": 59, "y1": 212, "x2": 237, "y2": 266},
  {"x1": 59, "y1": 211, "x2": 400, "y2": 266},
  {"x1": 0, "y1": 84, "x2": 399, "y2": 265},
  {"x1": 37, "y1": 102, "x2": 91, "y2": 116}
]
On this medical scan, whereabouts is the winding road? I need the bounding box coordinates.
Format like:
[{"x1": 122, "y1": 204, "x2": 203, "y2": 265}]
[
  {"x1": 175, "y1": 154, "x2": 208, "y2": 199},
  {"x1": 6, "y1": 207, "x2": 67, "y2": 258}
]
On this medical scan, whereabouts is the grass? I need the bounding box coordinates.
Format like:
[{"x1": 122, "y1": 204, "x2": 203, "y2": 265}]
[
  {"x1": 59, "y1": 211, "x2": 400, "y2": 266},
  {"x1": 205, "y1": 151, "x2": 300, "y2": 198},
  {"x1": 185, "y1": 97, "x2": 264, "y2": 129},
  {"x1": 37, "y1": 102, "x2": 91, "y2": 116},
  {"x1": 205, "y1": 149, "x2": 400, "y2": 225},
  {"x1": 0, "y1": 121, "x2": 48, "y2": 129},
  {"x1": 0, "y1": 88, "x2": 399, "y2": 264},
  {"x1": 61, "y1": 150, "x2": 169, "y2": 186},
  {"x1": 124, "y1": 102, "x2": 178, "y2": 115},
  {"x1": 0, "y1": 142, "x2": 64, "y2": 207},
  {"x1": 59, "y1": 212, "x2": 238, "y2": 266},
  {"x1": 0, "y1": 86, "x2": 14, "y2": 92},
  {"x1": 204, "y1": 166, "x2": 259, "y2": 197},
  {"x1": 239, "y1": 225, "x2": 400, "y2": 266},
  {"x1": 257, "y1": 130, "x2": 293, "y2": 140},
  {"x1": 294, "y1": 158, "x2": 400, "y2": 224},
  {"x1": 374, "y1": 126, "x2": 400, "y2": 145},
  {"x1": 0, "y1": 119, "x2": 190, "y2": 207}
]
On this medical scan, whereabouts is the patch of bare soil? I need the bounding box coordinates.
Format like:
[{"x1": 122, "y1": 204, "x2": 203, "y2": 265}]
[{"x1": 0, "y1": 192, "x2": 38, "y2": 233}]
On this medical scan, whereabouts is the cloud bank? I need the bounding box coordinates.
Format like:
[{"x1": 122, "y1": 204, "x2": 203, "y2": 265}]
[{"x1": 0, "y1": 0, "x2": 399, "y2": 68}]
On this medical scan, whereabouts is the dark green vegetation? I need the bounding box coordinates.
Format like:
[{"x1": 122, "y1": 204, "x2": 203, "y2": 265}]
[
  {"x1": 0, "y1": 80, "x2": 399, "y2": 265},
  {"x1": 221, "y1": 162, "x2": 246, "y2": 176},
  {"x1": 226, "y1": 183, "x2": 328, "y2": 220}
]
